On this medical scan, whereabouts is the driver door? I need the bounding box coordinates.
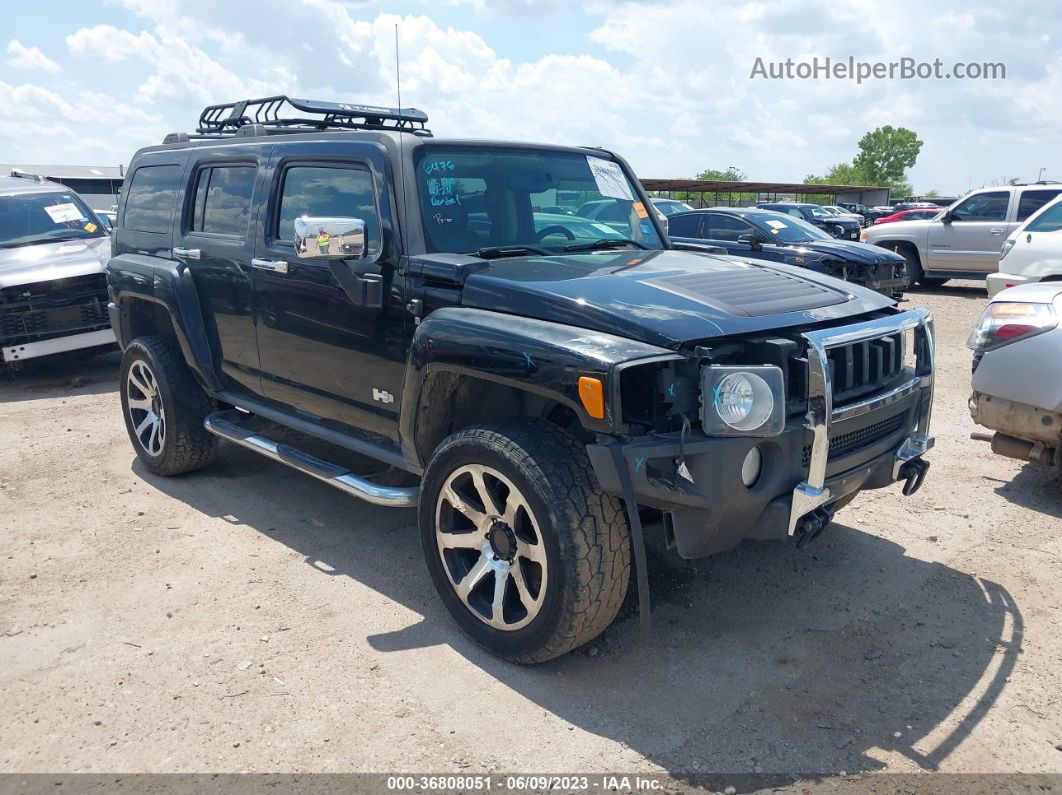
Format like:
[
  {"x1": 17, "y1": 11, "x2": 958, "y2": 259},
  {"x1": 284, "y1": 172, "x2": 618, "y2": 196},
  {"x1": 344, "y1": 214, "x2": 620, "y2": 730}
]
[
  {"x1": 927, "y1": 190, "x2": 1012, "y2": 273},
  {"x1": 251, "y1": 147, "x2": 406, "y2": 441}
]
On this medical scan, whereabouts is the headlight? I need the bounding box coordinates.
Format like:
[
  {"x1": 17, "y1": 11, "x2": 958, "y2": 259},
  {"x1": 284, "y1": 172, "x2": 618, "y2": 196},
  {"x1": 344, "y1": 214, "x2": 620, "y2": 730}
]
[
  {"x1": 833, "y1": 224, "x2": 844, "y2": 235},
  {"x1": 701, "y1": 365, "x2": 786, "y2": 436},
  {"x1": 999, "y1": 238, "x2": 1015, "y2": 260}
]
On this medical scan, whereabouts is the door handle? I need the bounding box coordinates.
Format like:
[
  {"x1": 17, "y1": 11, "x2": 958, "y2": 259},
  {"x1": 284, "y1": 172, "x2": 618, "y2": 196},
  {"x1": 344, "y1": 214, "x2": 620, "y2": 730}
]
[
  {"x1": 251, "y1": 258, "x2": 289, "y2": 274},
  {"x1": 172, "y1": 247, "x2": 200, "y2": 260},
  {"x1": 989, "y1": 228, "x2": 1003, "y2": 236}
]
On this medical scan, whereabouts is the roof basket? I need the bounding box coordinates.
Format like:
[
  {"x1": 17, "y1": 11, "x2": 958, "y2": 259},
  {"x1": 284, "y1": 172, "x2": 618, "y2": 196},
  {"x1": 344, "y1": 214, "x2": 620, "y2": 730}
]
[
  {"x1": 195, "y1": 95, "x2": 431, "y2": 137},
  {"x1": 9, "y1": 169, "x2": 47, "y2": 183}
]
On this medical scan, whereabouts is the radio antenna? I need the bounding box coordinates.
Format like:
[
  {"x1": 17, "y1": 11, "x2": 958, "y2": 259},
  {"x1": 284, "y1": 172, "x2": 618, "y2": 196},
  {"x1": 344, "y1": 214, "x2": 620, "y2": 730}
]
[{"x1": 394, "y1": 23, "x2": 411, "y2": 265}]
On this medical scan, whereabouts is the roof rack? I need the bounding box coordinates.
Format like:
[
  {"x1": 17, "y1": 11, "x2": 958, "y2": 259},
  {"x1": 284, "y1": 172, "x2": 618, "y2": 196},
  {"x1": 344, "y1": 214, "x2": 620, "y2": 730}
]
[
  {"x1": 178, "y1": 95, "x2": 430, "y2": 141},
  {"x1": 9, "y1": 169, "x2": 47, "y2": 183}
]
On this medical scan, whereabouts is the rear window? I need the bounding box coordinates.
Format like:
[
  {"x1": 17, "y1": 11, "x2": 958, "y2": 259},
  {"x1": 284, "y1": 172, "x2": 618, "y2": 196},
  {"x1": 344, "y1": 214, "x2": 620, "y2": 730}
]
[
  {"x1": 667, "y1": 214, "x2": 701, "y2": 236},
  {"x1": 124, "y1": 164, "x2": 181, "y2": 234},
  {"x1": 190, "y1": 165, "x2": 256, "y2": 237}
]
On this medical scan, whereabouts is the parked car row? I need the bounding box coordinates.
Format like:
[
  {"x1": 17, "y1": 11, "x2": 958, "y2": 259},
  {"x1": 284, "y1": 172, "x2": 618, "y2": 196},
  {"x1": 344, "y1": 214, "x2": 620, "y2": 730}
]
[{"x1": 864, "y1": 182, "x2": 1062, "y2": 288}]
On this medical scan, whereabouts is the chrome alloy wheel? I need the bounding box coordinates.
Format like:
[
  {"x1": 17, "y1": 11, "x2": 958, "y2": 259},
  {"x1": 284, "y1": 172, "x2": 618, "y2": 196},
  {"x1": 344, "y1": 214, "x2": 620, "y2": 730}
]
[
  {"x1": 126, "y1": 359, "x2": 166, "y2": 456},
  {"x1": 435, "y1": 464, "x2": 548, "y2": 631}
]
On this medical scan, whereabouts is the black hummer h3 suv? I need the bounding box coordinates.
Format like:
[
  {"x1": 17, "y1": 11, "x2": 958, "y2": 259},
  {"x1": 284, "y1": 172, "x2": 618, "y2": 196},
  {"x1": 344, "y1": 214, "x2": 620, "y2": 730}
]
[{"x1": 107, "y1": 97, "x2": 935, "y2": 663}]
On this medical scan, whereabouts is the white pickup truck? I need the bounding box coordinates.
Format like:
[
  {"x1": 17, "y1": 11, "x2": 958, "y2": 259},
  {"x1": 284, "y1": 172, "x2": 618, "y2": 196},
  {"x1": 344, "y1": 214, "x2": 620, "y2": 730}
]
[{"x1": 865, "y1": 183, "x2": 1062, "y2": 287}]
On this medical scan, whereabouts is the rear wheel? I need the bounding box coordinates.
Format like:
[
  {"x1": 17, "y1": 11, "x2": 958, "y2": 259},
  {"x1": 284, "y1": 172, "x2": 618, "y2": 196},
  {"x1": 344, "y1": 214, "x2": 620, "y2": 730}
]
[
  {"x1": 420, "y1": 419, "x2": 630, "y2": 663},
  {"x1": 120, "y1": 335, "x2": 218, "y2": 476}
]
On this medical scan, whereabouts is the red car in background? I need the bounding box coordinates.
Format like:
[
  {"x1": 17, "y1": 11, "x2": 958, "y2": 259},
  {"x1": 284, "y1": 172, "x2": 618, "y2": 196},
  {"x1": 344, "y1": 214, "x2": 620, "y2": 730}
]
[{"x1": 873, "y1": 207, "x2": 941, "y2": 225}]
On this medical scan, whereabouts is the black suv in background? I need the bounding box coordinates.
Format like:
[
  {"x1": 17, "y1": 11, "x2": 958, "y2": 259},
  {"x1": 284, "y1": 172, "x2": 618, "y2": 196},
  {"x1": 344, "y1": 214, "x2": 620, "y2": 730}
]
[
  {"x1": 757, "y1": 202, "x2": 862, "y2": 240},
  {"x1": 668, "y1": 207, "x2": 907, "y2": 297},
  {"x1": 107, "y1": 96, "x2": 936, "y2": 663}
]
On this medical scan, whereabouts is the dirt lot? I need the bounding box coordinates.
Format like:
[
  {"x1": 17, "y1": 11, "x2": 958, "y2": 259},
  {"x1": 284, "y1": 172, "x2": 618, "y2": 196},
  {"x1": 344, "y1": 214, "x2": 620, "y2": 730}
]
[{"x1": 1, "y1": 282, "x2": 1060, "y2": 779}]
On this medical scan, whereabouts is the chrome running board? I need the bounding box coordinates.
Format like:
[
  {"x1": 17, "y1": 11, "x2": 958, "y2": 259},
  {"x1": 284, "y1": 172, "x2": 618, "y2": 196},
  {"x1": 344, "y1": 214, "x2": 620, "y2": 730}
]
[{"x1": 204, "y1": 410, "x2": 419, "y2": 508}]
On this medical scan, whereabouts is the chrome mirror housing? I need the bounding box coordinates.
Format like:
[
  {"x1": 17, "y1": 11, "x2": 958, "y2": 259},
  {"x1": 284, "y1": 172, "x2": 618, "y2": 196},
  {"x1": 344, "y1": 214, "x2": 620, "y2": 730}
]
[{"x1": 293, "y1": 216, "x2": 366, "y2": 259}]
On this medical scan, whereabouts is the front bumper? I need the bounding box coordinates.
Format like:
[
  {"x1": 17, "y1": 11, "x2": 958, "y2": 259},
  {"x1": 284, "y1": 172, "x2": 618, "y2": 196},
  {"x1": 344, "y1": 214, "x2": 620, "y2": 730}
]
[
  {"x1": 1, "y1": 328, "x2": 116, "y2": 363},
  {"x1": 853, "y1": 263, "x2": 907, "y2": 295},
  {"x1": 588, "y1": 308, "x2": 935, "y2": 558}
]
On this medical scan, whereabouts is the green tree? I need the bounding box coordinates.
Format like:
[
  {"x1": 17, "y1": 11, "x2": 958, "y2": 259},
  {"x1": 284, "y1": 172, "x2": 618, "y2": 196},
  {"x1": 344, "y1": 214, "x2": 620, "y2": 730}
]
[
  {"x1": 653, "y1": 166, "x2": 753, "y2": 206},
  {"x1": 696, "y1": 166, "x2": 747, "y2": 182},
  {"x1": 852, "y1": 126, "x2": 923, "y2": 186}
]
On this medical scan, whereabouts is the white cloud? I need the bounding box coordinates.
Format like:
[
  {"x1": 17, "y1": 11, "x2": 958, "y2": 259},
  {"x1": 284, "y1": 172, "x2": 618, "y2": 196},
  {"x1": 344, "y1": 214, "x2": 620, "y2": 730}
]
[
  {"x1": 0, "y1": 80, "x2": 167, "y2": 164},
  {"x1": 5, "y1": 40, "x2": 62, "y2": 74},
  {"x1": 66, "y1": 24, "x2": 297, "y2": 106},
  {"x1": 4, "y1": 0, "x2": 1059, "y2": 191}
]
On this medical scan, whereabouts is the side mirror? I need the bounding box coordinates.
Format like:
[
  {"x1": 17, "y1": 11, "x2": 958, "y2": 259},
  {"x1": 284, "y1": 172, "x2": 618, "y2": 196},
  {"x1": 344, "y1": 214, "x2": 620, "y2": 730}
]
[
  {"x1": 294, "y1": 216, "x2": 366, "y2": 259},
  {"x1": 737, "y1": 232, "x2": 761, "y2": 250},
  {"x1": 941, "y1": 210, "x2": 953, "y2": 224}
]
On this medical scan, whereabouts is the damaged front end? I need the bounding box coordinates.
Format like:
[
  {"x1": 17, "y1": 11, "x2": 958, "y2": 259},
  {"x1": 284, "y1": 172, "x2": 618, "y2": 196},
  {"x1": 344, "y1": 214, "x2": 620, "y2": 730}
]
[{"x1": 587, "y1": 307, "x2": 935, "y2": 558}]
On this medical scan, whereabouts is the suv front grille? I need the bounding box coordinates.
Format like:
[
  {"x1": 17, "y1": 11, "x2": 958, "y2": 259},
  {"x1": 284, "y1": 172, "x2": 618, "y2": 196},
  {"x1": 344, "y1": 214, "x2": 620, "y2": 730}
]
[
  {"x1": 828, "y1": 409, "x2": 909, "y2": 459},
  {"x1": 828, "y1": 331, "x2": 904, "y2": 405},
  {"x1": 0, "y1": 274, "x2": 110, "y2": 345}
]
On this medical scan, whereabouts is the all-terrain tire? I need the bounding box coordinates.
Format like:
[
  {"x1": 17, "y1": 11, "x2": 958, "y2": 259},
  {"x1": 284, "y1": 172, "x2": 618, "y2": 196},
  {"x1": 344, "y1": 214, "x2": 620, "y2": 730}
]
[
  {"x1": 420, "y1": 419, "x2": 630, "y2": 664},
  {"x1": 120, "y1": 335, "x2": 218, "y2": 476}
]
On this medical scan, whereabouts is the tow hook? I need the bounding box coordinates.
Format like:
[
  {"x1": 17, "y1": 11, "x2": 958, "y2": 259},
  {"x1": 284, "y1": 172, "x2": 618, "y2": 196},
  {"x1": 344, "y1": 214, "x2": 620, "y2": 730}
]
[
  {"x1": 795, "y1": 505, "x2": 835, "y2": 549},
  {"x1": 898, "y1": 456, "x2": 930, "y2": 496}
]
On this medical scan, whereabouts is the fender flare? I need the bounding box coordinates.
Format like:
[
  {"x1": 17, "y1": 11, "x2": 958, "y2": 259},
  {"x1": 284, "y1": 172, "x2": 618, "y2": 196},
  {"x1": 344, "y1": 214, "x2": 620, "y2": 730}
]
[
  {"x1": 399, "y1": 307, "x2": 679, "y2": 467},
  {"x1": 108, "y1": 254, "x2": 221, "y2": 392}
]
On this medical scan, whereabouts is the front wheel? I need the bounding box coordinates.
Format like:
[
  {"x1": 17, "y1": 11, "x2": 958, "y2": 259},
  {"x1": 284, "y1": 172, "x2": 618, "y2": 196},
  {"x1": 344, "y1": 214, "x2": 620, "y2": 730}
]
[
  {"x1": 420, "y1": 419, "x2": 630, "y2": 663},
  {"x1": 120, "y1": 336, "x2": 218, "y2": 476}
]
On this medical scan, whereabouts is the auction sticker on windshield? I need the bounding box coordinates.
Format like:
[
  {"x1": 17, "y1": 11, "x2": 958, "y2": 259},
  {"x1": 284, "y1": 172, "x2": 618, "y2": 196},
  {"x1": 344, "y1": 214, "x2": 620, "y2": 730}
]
[
  {"x1": 765, "y1": 219, "x2": 788, "y2": 230},
  {"x1": 44, "y1": 203, "x2": 85, "y2": 224},
  {"x1": 586, "y1": 156, "x2": 633, "y2": 201}
]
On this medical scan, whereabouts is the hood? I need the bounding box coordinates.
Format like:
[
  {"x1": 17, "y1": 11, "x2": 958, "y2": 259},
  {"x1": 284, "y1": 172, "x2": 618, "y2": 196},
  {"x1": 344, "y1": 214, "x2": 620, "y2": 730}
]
[
  {"x1": 866, "y1": 219, "x2": 932, "y2": 240},
  {"x1": 459, "y1": 249, "x2": 894, "y2": 349},
  {"x1": 782, "y1": 239, "x2": 906, "y2": 265},
  {"x1": 0, "y1": 236, "x2": 110, "y2": 290}
]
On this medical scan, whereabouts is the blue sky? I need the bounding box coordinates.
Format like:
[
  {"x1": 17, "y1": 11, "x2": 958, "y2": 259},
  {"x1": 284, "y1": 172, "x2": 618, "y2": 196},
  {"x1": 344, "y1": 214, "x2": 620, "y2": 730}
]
[{"x1": 1, "y1": 0, "x2": 1059, "y2": 195}]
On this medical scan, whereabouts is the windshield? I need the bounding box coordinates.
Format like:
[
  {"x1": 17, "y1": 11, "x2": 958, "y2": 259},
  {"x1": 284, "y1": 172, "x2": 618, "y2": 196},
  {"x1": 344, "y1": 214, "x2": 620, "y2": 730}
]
[
  {"x1": 414, "y1": 146, "x2": 664, "y2": 254},
  {"x1": 0, "y1": 190, "x2": 106, "y2": 249},
  {"x1": 653, "y1": 200, "x2": 693, "y2": 216},
  {"x1": 807, "y1": 207, "x2": 833, "y2": 220},
  {"x1": 753, "y1": 213, "x2": 834, "y2": 244}
]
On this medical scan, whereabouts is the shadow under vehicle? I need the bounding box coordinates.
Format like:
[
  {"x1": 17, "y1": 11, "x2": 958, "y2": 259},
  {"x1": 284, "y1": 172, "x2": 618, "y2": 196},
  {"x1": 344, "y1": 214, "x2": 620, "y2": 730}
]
[{"x1": 137, "y1": 440, "x2": 1021, "y2": 780}]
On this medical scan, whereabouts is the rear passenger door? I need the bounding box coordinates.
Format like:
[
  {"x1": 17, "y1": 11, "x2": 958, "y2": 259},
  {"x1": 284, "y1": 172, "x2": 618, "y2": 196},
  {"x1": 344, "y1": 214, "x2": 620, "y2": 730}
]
[
  {"x1": 251, "y1": 143, "x2": 405, "y2": 442},
  {"x1": 175, "y1": 149, "x2": 268, "y2": 396}
]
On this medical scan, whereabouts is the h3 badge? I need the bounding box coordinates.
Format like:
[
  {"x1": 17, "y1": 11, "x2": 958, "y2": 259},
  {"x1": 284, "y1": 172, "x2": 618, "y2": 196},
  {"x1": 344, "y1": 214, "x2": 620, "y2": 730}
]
[{"x1": 372, "y1": 388, "x2": 395, "y2": 404}]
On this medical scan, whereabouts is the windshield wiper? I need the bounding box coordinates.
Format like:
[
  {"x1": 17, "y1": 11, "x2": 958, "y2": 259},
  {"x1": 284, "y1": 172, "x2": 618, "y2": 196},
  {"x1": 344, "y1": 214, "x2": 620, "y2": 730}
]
[
  {"x1": 469, "y1": 245, "x2": 551, "y2": 259},
  {"x1": 564, "y1": 237, "x2": 648, "y2": 253},
  {"x1": 0, "y1": 235, "x2": 86, "y2": 250}
]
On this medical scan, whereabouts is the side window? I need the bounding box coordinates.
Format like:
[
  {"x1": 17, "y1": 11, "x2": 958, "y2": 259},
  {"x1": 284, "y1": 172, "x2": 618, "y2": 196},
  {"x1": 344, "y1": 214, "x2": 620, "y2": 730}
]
[
  {"x1": 277, "y1": 166, "x2": 381, "y2": 256},
  {"x1": 950, "y1": 191, "x2": 1009, "y2": 222},
  {"x1": 191, "y1": 165, "x2": 256, "y2": 237},
  {"x1": 597, "y1": 201, "x2": 630, "y2": 223},
  {"x1": 123, "y1": 164, "x2": 181, "y2": 234},
  {"x1": 1025, "y1": 201, "x2": 1062, "y2": 233},
  {"x1": 786, "y1": 209, "x2": 803, "y2": 219},
  {"x1": 705, "y1": 214, "x2": 754, "y2": 242},
  {"x1": 667, "y1": 214, "x2": 701, "y2": 237},
  {"x1": 1016, "y1": 189, "x2": 1062, "y2": 222}
]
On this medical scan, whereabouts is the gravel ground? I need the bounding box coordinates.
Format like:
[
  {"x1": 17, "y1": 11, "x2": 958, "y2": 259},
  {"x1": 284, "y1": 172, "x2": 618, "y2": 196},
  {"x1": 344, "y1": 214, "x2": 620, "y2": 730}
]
[{"x1": 1, "y1": 282, "x2": 1060, "y2": 779}]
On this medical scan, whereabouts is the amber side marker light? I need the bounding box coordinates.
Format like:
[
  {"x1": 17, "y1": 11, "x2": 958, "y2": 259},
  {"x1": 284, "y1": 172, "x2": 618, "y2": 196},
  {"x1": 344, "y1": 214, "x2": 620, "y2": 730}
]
[{"x1": 578, "y1": 376, "x2": 606, "y2": 419}]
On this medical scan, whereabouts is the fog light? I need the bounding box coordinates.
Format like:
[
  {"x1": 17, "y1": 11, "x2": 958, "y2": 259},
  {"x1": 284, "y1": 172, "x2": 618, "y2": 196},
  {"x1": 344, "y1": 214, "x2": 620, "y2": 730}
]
[{"x1": 741, "y1": 446, "x2": 762, "y2": 487}]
